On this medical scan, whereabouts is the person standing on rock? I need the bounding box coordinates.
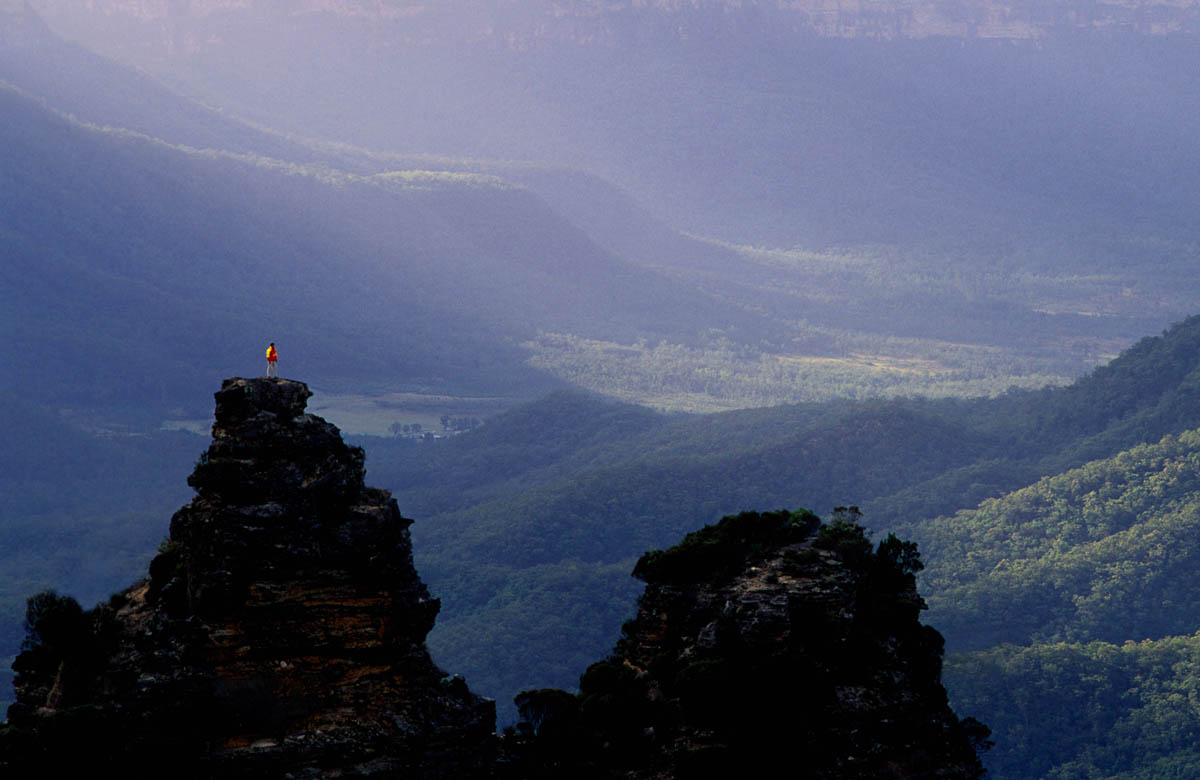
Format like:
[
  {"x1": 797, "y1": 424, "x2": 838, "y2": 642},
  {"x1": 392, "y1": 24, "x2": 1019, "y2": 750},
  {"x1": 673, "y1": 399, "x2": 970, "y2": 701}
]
[{"x1": 266, "y1": 342, "x2": 278, "y2": 378}]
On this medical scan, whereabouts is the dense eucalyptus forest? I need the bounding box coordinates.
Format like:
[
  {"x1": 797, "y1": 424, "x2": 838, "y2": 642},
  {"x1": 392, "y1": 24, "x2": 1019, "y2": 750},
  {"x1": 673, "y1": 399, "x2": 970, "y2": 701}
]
[{"x1": 6, "y1": 2, "x2": 1200, "y2": 777}]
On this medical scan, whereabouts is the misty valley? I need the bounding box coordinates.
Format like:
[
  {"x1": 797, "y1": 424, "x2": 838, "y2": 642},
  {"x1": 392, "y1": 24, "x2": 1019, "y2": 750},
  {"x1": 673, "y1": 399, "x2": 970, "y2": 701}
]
[{"x1": 6, "y1": 2, "x2": 1200, "y2": 777}]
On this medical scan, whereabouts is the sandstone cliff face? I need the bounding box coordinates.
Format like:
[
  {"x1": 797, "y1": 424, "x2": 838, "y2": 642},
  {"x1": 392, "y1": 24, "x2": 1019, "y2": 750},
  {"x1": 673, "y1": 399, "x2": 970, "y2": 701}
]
[
  {"x1": 2, "y1": 377, "x2": 494, "y2": 778},
  {"x1": 510, "y1": 510, "x2": 987, "y2": 779}
]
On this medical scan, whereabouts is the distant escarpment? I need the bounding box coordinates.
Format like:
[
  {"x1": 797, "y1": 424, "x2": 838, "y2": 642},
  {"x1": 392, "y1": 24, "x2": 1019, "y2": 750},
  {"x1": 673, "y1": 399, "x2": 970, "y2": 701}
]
[
  {"x1": 26, "y1": 0, "x2": 1200, "y2": 45},
  {"x1": 506, "y1": 509, "x2": 988, "y2": 779},
  {"x1": 0, "y1": 378, "x2": 494, "y2": 777}
]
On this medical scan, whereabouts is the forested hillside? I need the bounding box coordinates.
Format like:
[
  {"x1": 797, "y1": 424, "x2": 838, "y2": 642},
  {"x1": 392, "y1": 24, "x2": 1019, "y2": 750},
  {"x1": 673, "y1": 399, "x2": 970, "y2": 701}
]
[
  {"x1": 8, "y1": 3, "x2": 1200, "y2": 776},
  {"x1": 10, "y1": 4, "x2": 1181, "y2": 728},
  {"x1": 350, "y1": 315, "x2": 1200, "y2": 731},
  {"x1": 947, "y1": 636, "x2": 1200, "y2": 779},
  {"x1": 921, "y1": 430, "x2": 1200, "y2": 650},
  {"x1": 908, "y1": 428, "x2": 1200, "y2": 778}
]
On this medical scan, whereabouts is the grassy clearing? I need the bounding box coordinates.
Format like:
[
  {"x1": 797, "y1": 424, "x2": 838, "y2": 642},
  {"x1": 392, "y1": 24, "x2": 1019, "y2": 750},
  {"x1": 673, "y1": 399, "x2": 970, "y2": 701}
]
[
  {"x1": 523, "y1": 332, "x2": 1074, "y2": 413},
  {"x1": 776, "y1": 352, "x2": 951, "y2": 377},
  {"x1": 308, "y1": 390, "x2": 520, "y2": 436}
]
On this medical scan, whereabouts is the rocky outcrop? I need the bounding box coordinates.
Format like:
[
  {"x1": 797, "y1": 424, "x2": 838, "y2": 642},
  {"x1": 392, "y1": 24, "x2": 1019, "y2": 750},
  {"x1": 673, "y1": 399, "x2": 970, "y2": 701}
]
[
  {"x1": 2, "y1": 380, "x2": 986, "y2": 778},
  {"x1": 508, "y1": 509, "x2": 988, "y2": 779},
  {"x1": 2, "y1": 377, "x2": 494, "y2": 777}
]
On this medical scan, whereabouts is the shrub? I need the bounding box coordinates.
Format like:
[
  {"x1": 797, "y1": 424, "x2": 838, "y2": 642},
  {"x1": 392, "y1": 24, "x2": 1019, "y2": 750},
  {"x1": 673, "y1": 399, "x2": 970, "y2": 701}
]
[
  {"x1": 20, "y1": 590, "x2": 86, "y2": 656},
  {"x1": 813, "y1": 506, "x2": 873, "y2": 567},
  {"x1": 632, "y1": 509, "x2": 820, "y2": 584}
]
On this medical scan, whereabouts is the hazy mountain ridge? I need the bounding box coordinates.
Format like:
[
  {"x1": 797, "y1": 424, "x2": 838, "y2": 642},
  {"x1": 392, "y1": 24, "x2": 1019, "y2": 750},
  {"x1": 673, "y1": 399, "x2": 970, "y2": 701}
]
[
  {"x1": 0, "y1": 6, "x2": 340, "y2": 167},
  {"x1": 5, "y1": 8, "x2": 1159, "y2": 417},
  {"x1": 0, "y1": 71, "x2": 783, "y2": 407},
  {"x1": 6, "y1": 2, "x2": 1200, "y2": 775},
  {"x1": 27, "y1": 0, "x2": 1200, "y2": 49},
  {"x1": 23, "y1": 0, "x2": 1200, "y2": 253}
]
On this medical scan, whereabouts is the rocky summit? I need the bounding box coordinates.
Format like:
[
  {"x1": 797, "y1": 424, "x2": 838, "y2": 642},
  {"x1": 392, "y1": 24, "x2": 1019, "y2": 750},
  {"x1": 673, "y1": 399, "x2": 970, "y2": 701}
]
[
  {"x1": 508, "y1": 510, "x2": 988, "y2": 779},
  {"x1": 1, "y1": 377, "x2": 494, "y2": 778},
  {"x1": 3, "y1": 380, "x2": 987, "y2": 779}
]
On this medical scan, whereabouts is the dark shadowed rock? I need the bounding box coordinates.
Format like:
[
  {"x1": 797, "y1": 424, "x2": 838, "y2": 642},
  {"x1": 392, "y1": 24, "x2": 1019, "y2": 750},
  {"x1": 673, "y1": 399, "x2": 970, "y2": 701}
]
[
  {"x1": 1, "y1": 377, "x2": 494, "y2": 777},
  {"x1": 505, "y1": 510, "x2": 988, "y2": 780},
  {"x1": 3, "y1": 382, "x2": 988, "y2": 779}
]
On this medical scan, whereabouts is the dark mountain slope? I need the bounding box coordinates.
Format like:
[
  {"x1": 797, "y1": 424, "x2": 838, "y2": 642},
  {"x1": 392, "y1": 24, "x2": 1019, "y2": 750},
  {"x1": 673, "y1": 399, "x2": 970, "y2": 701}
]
[
  {"x1": 350, "y1": 315, "x2": 1200, "y2": 719},
  {"x1": 0, "y1": 6, "x2": 339, "y2": 170},
  {"x1": 1, "y1": 79, "x2": 781, "y2": 410},
  {"x1": 881, "y1": 315, "x2": 1200, "y2": 530},
  {"x1": 0, "y1": 69, "x2": 775, "y2": 714},
  {"x1": 6, "y1": 2, "x2": 1190, "y2": 411},
  {"x1": 392, "y1": 316, "x2": 1200, "y2": 552},
  {"x1": 0, "y1": 389, "x2": 197, "y2": 717},
  {"x1": 27, "y1": 2, "x2": 1200, "y2": 252},
  {"x1": 414, "y1": 402, "x2": 997, "y2": 576}
]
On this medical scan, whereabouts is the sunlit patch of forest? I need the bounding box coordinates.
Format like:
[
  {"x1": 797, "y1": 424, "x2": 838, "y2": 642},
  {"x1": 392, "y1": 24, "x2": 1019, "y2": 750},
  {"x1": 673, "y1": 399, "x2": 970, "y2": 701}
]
[
  {"x1": 519, "y1": 235, "x2": 1190, "y2": 412},
  {"x1": 919, "y1": 428, "x2": 1200, "y2": 650},
  {"x1": 899, "y1": 424, "x2": 1200, "y2": 778},
  {"x1": 947, "y1": 635, "x2": 1200, "y2": 780},
  {"x1": 524, "y1": 331, "x2": 1075, "y2": 412}
]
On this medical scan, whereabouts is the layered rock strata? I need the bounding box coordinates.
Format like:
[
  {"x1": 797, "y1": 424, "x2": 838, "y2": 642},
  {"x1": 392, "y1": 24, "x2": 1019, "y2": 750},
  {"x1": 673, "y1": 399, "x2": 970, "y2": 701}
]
[{"x1": 3, "y1": 377, "x2": 494, "y2": 777}]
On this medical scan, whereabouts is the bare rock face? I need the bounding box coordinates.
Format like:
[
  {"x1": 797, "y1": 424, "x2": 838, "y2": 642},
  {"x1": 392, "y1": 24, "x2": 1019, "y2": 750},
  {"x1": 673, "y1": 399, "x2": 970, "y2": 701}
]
[
  {"x1": 3, "y1": 382, "x2": 986, "y2": 779},
  {"x1": 3, "y1": 377, "x2": 494, "y2": 778},
  {"x1": 509, "y1": 510, "x2": 988, "y2": 780}
]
